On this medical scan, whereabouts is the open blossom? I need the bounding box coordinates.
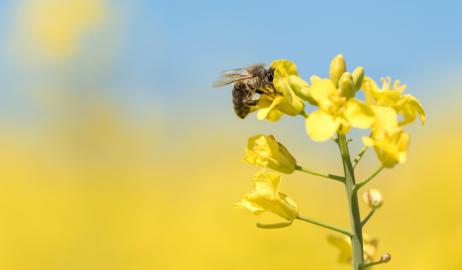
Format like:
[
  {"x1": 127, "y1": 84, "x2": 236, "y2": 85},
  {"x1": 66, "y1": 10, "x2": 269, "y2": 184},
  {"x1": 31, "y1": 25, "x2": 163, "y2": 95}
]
[
  {"x1": 328, "y1": 234, "x2": 378, "y2": 263},
  {"x1": 362, "y1": 77, "x2": 426, "y2": 126},
  {"x1": 364, "y1": 128, "x2": 409, "y2": 168},
  {"x1": 243, "y1": 134, "x2": 296, "y2": 174},
  {"x1": 256, "y1": 60, "x2": 306, "y2": 121},
  {"x1": 305, "y1": 77, "x2": 375, "y2": 141},
  {"x1": 235, "y1": 170, "x2": 299, "y2": 220},
  {"x1": 364, "y1": 106, "x2": 410, "y2": 168}
]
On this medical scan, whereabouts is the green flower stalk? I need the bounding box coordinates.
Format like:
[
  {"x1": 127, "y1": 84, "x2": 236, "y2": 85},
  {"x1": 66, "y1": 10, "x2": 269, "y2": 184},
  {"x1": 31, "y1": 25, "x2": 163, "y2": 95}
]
[{"x1": 214, "y1": 54, "x2": 425, "y2": 270}]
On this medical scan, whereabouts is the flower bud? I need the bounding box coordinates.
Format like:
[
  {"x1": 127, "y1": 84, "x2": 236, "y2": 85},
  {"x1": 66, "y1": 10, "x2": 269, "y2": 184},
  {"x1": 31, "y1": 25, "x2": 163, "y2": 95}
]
[
  {"x1": 362, "y1": 189, "x2": 383, "y2": 208},
  {"x1": 338, "y1": 72, "x2": 354, "y2": 99},
  {"x1": 329, "y1": 54, "x2": 347, "y2": 86},
  {"x1": 352, "y1": 67, "x2": 365, "y2": 91},
  {"x1": 288, "y1": 76, "x2": 316, "y2": 105},
  {"x1": 380, "y1": 253, "x2": 391, "y2": 263}
]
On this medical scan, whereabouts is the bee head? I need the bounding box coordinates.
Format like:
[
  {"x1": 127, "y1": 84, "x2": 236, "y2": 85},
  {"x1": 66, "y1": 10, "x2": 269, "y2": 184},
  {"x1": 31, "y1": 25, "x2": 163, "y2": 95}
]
[{"x1": 266, "y1": 67, "x2": 275, "y2": 82}]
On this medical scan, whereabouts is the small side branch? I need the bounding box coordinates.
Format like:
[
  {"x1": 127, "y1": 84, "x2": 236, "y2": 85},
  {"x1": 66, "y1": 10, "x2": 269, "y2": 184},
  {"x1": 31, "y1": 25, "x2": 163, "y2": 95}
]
[
  {"x1": 361, "y1": 208, "x2": 377, "y2": 227},
  {"x1": 295, "y1": 165, "x2": 345, "y2": 183},
  {"x1": 354, "y1": 166, "x2": 385, "y2": 191},
  {"x1": 353, "y1": 146, "x2": 368, "y2": 168},
  {"x1": 364, "y1": 253, "x2": 391, "y2": 268},
  {"x1": 297, "y1": 215, "x2": 352, "y2": 237},
  {"x1": 364, "y1": 261, "x2": 385, "y2": 268}
]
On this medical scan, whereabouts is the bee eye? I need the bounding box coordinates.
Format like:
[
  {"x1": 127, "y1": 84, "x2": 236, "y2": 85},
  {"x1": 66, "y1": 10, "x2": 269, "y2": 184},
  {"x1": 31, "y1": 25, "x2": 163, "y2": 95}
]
[{"x1": 267, "y1": 73, "x2": 274, "y2": 81}]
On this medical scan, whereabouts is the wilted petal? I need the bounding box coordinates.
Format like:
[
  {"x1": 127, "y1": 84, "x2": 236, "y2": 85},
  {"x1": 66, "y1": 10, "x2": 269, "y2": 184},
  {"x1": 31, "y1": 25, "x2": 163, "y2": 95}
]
[
  {"x1": 397, "y1": 95, "x2": 426, "y2": 125},
  {"x1": 236, "y1": 170, "x2": 298, "y2": 220}
]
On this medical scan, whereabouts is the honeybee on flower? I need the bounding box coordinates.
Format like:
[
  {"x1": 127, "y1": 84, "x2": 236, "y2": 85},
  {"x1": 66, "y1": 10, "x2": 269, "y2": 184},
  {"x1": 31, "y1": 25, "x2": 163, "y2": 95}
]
[{"x1": 213, "y1": 60, "x2": 307, "y2": 121}]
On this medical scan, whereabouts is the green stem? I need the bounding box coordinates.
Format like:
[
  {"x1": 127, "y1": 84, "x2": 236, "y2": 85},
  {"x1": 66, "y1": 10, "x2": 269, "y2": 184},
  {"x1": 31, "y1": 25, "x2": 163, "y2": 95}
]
[
  {"x1": 361, "y1": 208, "x2": 377, "y2": 227},
  {"x1": 295, "y1": 165, "x2": 345, "y2": 183},
  {"x1": 355, "y1": 166, "x2": 385, "y2": 192},
  {"x1": 296, "y1": 216, "x2": 352, "y2": 237},
  {"x1": 353, "y1": 146, "x2": 368, "y2": 168},
  {"x1": 337, "y1": 134, "x2": 364, "y2": 270}
]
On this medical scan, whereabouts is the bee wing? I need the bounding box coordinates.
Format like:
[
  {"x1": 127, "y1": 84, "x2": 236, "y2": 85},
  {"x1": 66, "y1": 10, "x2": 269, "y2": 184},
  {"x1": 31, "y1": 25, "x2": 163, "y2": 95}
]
[{"x1": 212, "y1": 68, "x2": 254, "y2": 88}]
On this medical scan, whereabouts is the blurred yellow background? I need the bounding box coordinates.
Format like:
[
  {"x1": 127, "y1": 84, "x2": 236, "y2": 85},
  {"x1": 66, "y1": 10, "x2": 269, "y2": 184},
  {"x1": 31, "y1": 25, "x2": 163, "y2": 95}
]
[{"x1": 0, "y1": 0, "x2": 461, "y2": 269}]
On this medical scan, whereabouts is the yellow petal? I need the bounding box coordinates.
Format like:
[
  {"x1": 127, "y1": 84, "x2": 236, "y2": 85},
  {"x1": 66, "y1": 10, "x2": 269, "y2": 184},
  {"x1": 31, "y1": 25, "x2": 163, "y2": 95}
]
[
  {"x1": 371, "y1": 106, "x2": 398, "y2": 130},
  {"x1": 257, "y1": 96, "x2": 283, "y2": 120},
  {"x1": 306, "y1": 111, "x2": 340, "y2": 142},
  {"x1": 327, "y1": 235, "x2": 352, "y2": 263},
  {"x1": 309, "y1": 79, "x2": 337, "y2": 106},
  {"x1": 235, "y1": 199, "x2": 265, "y2": 214},
  {"x1": 361, "y1": 76, "x2": 380, "y2": 105},
  {"x1": 364, "y1": 128, "x2": 410, "y2": 168},
  {"x1": 344, "y1": 99, "x2": 375, "y2": 129},
  {"x1": 362, "y1": 136, "x2": 374, "y2": 147},
  {"x1": 398, "y1": 95, "x2": 426, "y2": 125},
  {"x1": 253, "y1": 170, "x2": 281, "y2": 195},
  {"x1": 276, "y1": 84, "x2": 305, "y2": 116},
  {"x1": 270, "y1": 59, "x2": 299, "y2": 77},
  {"x1": 237, "y1": 170, "x2": 299, "y2": 220},
  {"x1": 272, "y1": 70, "x2": 305, "y2": 116},
  {"x1": 243, "y1": 135, "x2": 296, "y2": 174}
]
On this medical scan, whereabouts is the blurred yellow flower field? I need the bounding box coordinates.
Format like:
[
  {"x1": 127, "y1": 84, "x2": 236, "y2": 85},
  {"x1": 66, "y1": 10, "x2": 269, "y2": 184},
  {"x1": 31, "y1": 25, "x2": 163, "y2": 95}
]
[{"x1": 0, "y1": 109, "x2": 462, "y2": 269}]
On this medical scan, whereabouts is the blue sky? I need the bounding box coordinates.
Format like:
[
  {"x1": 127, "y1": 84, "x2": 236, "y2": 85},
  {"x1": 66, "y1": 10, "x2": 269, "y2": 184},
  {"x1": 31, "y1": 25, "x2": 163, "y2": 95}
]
[
  {"x1": 118, "y1": 0, "x2": 462, "y2": 102},
  {"x1": 1, "y1": 0, "x2": 461, "y2": 119}
]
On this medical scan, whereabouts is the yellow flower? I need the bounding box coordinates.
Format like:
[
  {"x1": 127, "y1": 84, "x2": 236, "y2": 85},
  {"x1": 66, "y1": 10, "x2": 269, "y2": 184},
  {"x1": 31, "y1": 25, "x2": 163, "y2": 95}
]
[
  {"x1": 305, "y1": 78, "x2": 375, "y2": 141},
  {"x1": 235, "y1": 170, "x2": 299, "y2": 220},
  {"x1": 364, "y1": 106, "x2": 410, "y2": 168},
  {"x1": 327, "y1": 234, "x2": 378, "y2": 264},
  {"x1": 362, "y1": 77, "x2": 426, "y2": 126},
  {"x1": 256, "y1": 60, "x2": 306, "y2": 121},
  {"x1": 363, "y1": 128, "x2": 410, "y2": 168},
  {"x1": 243, "y1": 135, "x2": 296, "y2": 174}
]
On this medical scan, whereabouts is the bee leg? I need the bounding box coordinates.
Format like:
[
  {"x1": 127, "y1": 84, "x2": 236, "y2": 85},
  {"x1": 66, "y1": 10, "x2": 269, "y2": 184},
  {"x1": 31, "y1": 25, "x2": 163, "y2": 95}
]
[
  {"x1": 245, "y1": 100, "x2": 259, "y2": 106},
  {"x1": 269, "y1": 85, "x2": 277, "y2": 96}
]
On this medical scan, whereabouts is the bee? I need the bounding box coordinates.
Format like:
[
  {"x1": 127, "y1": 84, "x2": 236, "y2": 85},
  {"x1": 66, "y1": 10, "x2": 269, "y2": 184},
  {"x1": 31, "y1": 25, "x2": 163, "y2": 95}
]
[{"x1": 213, "y1": 64, "x2": 276, "y2": 119}]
